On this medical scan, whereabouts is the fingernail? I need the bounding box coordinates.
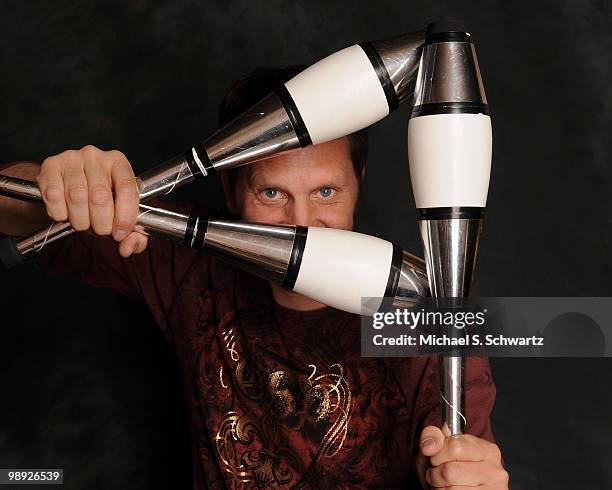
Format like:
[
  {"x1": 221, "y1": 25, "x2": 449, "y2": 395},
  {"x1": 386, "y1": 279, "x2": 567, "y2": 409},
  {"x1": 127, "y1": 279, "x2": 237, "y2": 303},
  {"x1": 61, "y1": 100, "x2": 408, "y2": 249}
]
[
  {"x1": 114, "y1": 229, "x2": 128, "y2": 240},
  {"x1": 420, "y1": 438, "x2": 435, "y2": 450}
]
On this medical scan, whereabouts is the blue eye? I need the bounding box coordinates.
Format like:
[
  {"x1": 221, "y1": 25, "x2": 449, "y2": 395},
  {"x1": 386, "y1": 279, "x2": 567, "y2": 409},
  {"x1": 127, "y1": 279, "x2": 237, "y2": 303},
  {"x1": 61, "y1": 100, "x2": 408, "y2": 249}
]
[
  {"x1": 319, "y1": 187, "x2": 333, "y2": 198},
  {"x1": 264, "y1": 188, "x2": 278, "y2": 199}
]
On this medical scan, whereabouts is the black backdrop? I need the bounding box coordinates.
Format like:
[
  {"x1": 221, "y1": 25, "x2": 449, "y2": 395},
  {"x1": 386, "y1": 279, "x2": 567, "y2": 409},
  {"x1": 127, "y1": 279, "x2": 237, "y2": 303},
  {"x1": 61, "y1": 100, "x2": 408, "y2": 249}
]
[{"x1": 1, "y1": 0, "x2": 611, "y2": 488}]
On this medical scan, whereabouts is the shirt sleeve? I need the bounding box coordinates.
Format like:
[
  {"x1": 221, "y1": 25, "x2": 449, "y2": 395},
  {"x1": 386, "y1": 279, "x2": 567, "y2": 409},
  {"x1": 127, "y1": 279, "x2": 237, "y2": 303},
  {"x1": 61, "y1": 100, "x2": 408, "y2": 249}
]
[{"x1": 25, "y1": 198, "x2": 210, "y2": 344}]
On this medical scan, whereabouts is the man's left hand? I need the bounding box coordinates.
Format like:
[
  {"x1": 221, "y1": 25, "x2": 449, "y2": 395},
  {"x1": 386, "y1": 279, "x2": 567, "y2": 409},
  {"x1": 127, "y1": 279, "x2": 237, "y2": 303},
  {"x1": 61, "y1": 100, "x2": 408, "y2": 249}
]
[{"x1": 415, "y1": 424, "x2": 509, "y2": 489}]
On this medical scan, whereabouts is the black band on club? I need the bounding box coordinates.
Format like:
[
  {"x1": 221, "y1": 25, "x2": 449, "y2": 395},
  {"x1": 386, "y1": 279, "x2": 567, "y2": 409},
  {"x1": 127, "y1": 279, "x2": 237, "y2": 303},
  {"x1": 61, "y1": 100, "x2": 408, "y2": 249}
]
[
  {"x1": 282, "y1": 226, "x2": 308, "y2": 290},
  {"x1": 276, "y1": 86, "x2": 312, "y2": 147},
  {"x1": 359, "y1": 41, "x2": 399, "y2": 112},
  {"x1": 417, "y1": 207, "x2": 485, "y2": 220}
]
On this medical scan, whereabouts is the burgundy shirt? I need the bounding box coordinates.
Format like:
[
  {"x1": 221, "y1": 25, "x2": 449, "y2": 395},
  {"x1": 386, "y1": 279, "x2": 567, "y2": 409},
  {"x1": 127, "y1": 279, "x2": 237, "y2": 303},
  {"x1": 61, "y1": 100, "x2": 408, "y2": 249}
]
[{"x1": 31, "y1": 200, "x2": 497, "y2": 489}]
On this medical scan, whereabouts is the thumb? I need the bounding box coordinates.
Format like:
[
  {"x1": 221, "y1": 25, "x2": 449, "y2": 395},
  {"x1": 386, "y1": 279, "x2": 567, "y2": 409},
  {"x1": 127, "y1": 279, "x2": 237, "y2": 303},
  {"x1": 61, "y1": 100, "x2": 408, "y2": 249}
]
[
  {"x1": 118, "y1": 231, "x2": 148, "y2": 258},
  {"x1": 415, "y1": 425, "x2": 445, "y2": 489},
  {"x1": 419, "y1": 425, "x2": 445, "y2": 458}
]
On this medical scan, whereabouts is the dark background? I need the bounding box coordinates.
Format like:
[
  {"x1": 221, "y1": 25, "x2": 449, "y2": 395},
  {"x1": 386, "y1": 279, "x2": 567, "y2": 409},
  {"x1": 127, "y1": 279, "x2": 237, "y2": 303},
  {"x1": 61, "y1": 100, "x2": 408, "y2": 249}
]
[{"x1": 1, "y1": 0, "x2": 611, "y2": 488}]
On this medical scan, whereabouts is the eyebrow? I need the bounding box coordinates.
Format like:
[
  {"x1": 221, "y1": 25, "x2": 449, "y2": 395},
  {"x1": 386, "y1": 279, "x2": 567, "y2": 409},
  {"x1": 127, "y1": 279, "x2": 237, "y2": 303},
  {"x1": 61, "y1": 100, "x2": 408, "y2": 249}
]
[
  {"x1": 248, "y1": 171, "x2": 349, "y2": 190},
  {"x1": 247, "y1": 173, "x2": 285, "y2": 190}
]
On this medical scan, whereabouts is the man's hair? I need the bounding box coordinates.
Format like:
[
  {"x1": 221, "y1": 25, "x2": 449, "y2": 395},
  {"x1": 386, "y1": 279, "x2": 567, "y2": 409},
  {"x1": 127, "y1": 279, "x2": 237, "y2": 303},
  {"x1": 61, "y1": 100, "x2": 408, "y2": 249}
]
[{"x1": 217, "y1": 65, "x2": 369, "y2": 181}]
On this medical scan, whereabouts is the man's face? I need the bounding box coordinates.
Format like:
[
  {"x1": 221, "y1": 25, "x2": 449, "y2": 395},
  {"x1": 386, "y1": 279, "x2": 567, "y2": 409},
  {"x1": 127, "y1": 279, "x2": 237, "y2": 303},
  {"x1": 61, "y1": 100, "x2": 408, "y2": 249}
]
[{"x1": 226, "y1": 137, "x2": 360, "y2": 230}]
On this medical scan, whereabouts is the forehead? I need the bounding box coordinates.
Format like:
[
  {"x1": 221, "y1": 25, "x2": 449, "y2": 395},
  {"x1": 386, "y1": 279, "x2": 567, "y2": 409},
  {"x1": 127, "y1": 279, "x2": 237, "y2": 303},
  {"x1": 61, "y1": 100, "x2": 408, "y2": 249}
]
[{"x1": 246, "y1": 138, "x2": 354, "y2": 185}]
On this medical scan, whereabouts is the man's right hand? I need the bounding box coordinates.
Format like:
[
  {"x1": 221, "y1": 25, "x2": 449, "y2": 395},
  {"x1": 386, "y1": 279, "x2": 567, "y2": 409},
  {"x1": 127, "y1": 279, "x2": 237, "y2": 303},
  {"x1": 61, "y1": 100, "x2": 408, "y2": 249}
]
[{"x1": 36, "y1": 145, "x2": 148, "y2": 257}]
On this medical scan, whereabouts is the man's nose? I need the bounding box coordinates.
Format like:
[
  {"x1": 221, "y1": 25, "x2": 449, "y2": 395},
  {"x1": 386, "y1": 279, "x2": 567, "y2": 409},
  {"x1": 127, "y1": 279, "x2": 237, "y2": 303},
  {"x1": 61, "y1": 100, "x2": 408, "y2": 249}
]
[{"x1": 287, "y1": 200, "x2": 317, "y2": 227}]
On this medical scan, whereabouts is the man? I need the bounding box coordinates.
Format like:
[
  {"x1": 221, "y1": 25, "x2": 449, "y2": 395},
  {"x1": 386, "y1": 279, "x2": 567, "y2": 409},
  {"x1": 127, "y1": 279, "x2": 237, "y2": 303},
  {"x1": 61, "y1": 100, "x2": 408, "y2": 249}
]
[{"x1": 0, "y1": 66, "x2": 508, "y2": 489}]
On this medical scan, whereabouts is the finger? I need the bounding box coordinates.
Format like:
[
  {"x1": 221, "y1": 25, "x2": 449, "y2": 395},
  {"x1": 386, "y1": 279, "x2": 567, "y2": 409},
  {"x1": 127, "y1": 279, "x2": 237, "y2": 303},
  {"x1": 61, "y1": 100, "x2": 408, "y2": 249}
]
[
  {"x1": 118, "y1": 232, "x2": 148, "y2": 258},
  {"x1": 441, "y1": 422, "x2": 452, "y2": 438},
  {"x1": 110, "y1": 151, "x2": 139, "y2": 242},
  {"x1": 426, "y1": 460, "x2": 508, "y2": 488},
  {"x1": 37, "y1": 154, "x2": 68, "y2": 221},
  {"x1": 83, "y1": 146, "x2": 114, "y2": 235},
  {"x1": 62, "y1": 152, "x2": 90, "y2": 231},
  {"x1": 430, "y1": 434, "x2": 501, "y2": 467},
  {"x1": 426, "y1": 461, "x2": 489, "y2": 487},
  {"x1": 420, "y1": 425, "x2": 446, "y2": 457}
]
